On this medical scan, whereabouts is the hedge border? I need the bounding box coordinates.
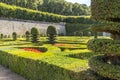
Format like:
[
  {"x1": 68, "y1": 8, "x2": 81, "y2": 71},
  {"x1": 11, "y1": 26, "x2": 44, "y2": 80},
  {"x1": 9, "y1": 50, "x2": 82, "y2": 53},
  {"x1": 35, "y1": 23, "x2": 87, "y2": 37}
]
[
  {"x1": 0, "y1": 45, "x2": 99, "y2": 80},
  {"x1": 0, "y1": 50, "x2": 77, "y2": 80},
  {"x1": 0, "y1": 2, "x2": 91, "y2": 23}
]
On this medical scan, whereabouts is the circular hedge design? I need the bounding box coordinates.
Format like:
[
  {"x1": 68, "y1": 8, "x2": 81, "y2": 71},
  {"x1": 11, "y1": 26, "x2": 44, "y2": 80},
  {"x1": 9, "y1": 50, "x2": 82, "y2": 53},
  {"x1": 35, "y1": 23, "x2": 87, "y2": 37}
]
[
  {"x1": 89, "y1": 55, "x2": 120, "y2": 79},
  {"x1": 91, "y1": 0, "x2": 120, "y2": 21}
]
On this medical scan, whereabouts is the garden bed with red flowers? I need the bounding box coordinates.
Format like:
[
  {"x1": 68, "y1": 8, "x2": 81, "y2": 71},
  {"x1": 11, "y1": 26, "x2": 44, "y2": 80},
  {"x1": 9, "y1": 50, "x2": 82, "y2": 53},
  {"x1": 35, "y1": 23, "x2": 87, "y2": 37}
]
[{"x1": 18, "y1": 47, "x2": 47, "y2": 53}]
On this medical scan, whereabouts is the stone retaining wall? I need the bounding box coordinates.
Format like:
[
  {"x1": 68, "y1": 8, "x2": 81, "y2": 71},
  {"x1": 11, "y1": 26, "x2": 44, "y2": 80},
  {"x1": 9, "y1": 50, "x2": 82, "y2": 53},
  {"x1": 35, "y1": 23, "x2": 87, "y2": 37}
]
[{"x1": 0, "y1": 18, "x2": 66, "y2": 36}]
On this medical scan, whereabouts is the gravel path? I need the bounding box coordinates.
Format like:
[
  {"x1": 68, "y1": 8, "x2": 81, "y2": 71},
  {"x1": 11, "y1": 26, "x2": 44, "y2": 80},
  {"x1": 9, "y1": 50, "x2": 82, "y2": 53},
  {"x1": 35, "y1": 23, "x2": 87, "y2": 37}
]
[{"x1": 0, "y1": 65, "x2": 26, "y2": 80}]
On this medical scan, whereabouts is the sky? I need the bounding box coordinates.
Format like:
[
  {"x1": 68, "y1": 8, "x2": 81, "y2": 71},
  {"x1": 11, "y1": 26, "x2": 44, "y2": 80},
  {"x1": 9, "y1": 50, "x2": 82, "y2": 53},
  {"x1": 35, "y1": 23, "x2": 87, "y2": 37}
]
[{"x1": 65, "y1": 0, "x2": 91, "y2": 6}]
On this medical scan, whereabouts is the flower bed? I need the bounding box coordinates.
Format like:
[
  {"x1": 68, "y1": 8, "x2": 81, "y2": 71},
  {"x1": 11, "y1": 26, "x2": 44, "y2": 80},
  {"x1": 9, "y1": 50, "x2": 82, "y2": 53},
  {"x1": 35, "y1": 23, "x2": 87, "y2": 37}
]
[
  {"x1": 23, "y1": 48, "x2": 41, "y2": 53},
  {"x1": 19, "y1": 47, "x2": 47, "y2": 53}
]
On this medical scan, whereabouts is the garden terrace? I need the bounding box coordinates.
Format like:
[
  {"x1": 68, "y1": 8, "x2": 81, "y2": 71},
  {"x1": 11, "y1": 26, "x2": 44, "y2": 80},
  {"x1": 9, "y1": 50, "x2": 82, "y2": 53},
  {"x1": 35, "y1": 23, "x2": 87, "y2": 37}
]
[
  {"x1": 0, "y1": 36, "x2": 110, "y2": 80},
  {"x1": 0, "y1": 43, "x2": 88, "y2": 80}
]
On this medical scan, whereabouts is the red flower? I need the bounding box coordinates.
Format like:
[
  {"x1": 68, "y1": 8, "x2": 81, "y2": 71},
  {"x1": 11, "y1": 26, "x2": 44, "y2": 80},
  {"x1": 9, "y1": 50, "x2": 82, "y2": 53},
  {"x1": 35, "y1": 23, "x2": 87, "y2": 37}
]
[
  {"x1": 54, "y1": 44, "x2": 75, "y2": 48},
  {"x1": 23, "y1": 48, "x2": 41, "y2": 53}
]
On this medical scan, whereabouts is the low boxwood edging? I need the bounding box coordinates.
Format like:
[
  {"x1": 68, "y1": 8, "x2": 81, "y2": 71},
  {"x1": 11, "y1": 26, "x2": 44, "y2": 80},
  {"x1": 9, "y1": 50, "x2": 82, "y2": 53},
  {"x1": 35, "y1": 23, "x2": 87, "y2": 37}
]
[
  {"x1": 68, "y1": 52, "x2": 97, "y2": 60},
  {"x1": 59, "y1": 47, "x2": 87, "y2": 51},
  {"x1": 89, "y1": 55, "x2": 120, "y2": 79}
]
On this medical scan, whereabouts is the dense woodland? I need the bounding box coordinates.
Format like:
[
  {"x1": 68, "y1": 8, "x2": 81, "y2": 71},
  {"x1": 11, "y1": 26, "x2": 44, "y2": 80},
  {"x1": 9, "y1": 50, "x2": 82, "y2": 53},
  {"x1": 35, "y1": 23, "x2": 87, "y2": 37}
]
[{"x1": 0, "y1": 0, "x2": 91, "y2": 16}]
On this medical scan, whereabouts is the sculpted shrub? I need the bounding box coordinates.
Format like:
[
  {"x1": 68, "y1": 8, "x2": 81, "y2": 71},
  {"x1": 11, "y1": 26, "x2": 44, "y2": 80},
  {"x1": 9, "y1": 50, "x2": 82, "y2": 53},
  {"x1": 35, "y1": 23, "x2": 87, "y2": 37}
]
[
  {"x1": 46, "y1": 26, "x2": 57, "y2": 44},
  {"x1": 31, "y1": 27, "x2": 39, "y2": 43},
  {"x1": 12, "y1": 32, "x2": 17, "y2": 41}
]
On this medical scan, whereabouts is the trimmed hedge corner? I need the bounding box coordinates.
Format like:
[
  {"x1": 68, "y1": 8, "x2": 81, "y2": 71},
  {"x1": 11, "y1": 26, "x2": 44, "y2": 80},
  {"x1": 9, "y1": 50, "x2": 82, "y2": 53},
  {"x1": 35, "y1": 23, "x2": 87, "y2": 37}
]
[
  {"x1": 89, "y1": 55, "x2": 120, "y2": 79},
  {"x1": 87, "y1": 39, "x2": 120, "y2": 54},
  {"x1": 87, "y1": 39, "x2": 113, "y2": 52}
]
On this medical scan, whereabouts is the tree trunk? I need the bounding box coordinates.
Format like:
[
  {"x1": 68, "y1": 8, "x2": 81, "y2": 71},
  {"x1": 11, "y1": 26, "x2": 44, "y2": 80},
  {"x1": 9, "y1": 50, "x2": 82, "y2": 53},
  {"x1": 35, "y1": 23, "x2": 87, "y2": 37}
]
[
  {"x1": 111, "y1": 33, "x2": 120, "y2": 40},
  {"x1": 116, "y1": 34, "x2": 120, "y2": 40},
  {"x1": 94, "y1": 32, "x2": 98, "y2": 39},
  {"x1": 105, "y1": 54, "x2": 120, "y2": 65}
]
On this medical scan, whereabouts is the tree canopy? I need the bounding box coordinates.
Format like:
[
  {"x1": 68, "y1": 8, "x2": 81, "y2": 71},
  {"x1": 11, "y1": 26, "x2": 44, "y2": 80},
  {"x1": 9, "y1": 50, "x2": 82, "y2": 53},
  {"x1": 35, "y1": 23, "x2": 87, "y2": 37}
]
[{"x1": 0, "y1": 0, "x2": 91, "y2": 16}]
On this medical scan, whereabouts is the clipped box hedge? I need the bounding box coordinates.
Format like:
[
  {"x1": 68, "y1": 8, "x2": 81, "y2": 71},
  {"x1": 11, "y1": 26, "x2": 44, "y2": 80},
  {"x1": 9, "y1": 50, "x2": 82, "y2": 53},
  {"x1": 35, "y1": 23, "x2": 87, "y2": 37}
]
[
  {"x1": 0, "y1": 50, "x2": 75, "y2": 80},
  {"x1": 0, "y1": 2, "x2": 65, "y2": 22},
  {"x1": 89, "y1": 55, "x2": 120, "y2": 79},
  {"x1": 0, "y1": 46, "x2": 98, "y2": 80}
]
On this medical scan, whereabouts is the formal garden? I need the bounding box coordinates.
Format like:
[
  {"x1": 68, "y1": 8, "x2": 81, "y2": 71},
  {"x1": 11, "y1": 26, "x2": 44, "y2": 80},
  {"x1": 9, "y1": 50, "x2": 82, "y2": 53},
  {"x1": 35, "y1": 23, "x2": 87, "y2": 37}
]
[
  {"x1": 0, "y1": 35, "x2": 110, "y2": 80},
  {"x1": 0, "y1": 0, "x2": 120, "y2": 80}
]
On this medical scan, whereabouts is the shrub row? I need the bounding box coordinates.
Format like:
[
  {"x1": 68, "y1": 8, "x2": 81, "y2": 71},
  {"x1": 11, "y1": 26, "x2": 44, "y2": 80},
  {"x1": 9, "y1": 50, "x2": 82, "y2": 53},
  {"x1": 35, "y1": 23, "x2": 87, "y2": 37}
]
[
  {"x1": 0, "y1": 46, "x2": 97, "y2": 80},
  {"x1": 0, "y1": 2, "x2": 65, "y2": 22},
  {"x1": 0, "y1": 50, "x2": 75, "y2": 80},
  {"x1": 68, "y1": 52, "x2": 96, "y2": 60},
  {"x1": 89, "y1": 55, "x2": 120, "y2": 79},
  {"x1": 65, "y1": 23, "x2": 103, "y2": 36},
  {"x1": 0, "y1": 2, "x2": 91, "y2": 23},
  {"x1": 65, "y1": 16, "x2": 92, "y2": 23},
  {"x1": 65, "y1": 23, "x2": 91, "y2": 36}
]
